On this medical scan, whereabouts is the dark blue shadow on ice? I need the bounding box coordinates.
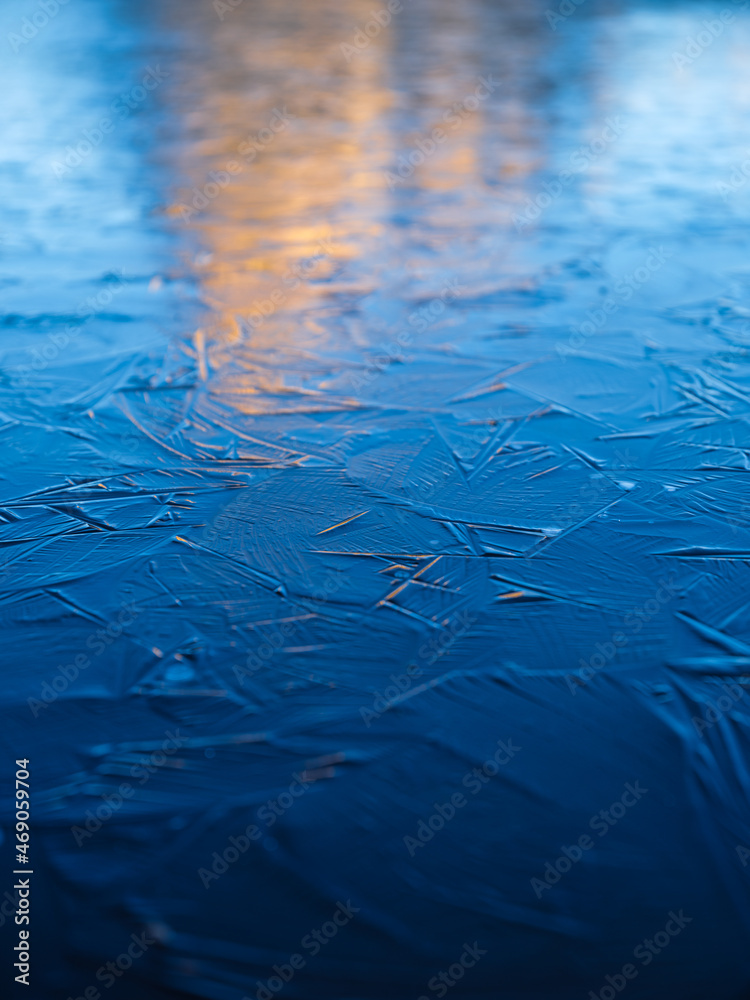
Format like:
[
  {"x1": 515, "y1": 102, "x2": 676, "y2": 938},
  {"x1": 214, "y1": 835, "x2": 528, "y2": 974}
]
[{"x1": 0, "y1": 0, "x2": 749, "y2": 997}]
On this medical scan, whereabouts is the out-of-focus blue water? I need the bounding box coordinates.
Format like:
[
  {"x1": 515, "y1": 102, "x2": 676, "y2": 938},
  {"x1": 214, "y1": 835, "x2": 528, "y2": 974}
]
[{"x1": 1, "y1": 1, "x2": 750, "y2": 997}]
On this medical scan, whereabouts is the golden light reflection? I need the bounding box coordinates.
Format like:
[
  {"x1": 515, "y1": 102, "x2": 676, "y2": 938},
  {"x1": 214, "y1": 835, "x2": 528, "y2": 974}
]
[{"x1": 157, "y1": 0, "x2": 551, "y2": 422}]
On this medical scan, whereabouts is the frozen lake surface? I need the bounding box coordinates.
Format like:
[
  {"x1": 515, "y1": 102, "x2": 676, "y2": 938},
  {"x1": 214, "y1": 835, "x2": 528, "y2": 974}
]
[{"x1": 2, "y1": 1, "x2": 750, "y2": 997}]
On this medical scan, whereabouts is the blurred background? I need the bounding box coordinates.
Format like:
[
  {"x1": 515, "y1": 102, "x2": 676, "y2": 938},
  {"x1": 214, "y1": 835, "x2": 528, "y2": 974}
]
[{"x1": 1, "y1": 0, "x2": 750, "y2": 998}]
